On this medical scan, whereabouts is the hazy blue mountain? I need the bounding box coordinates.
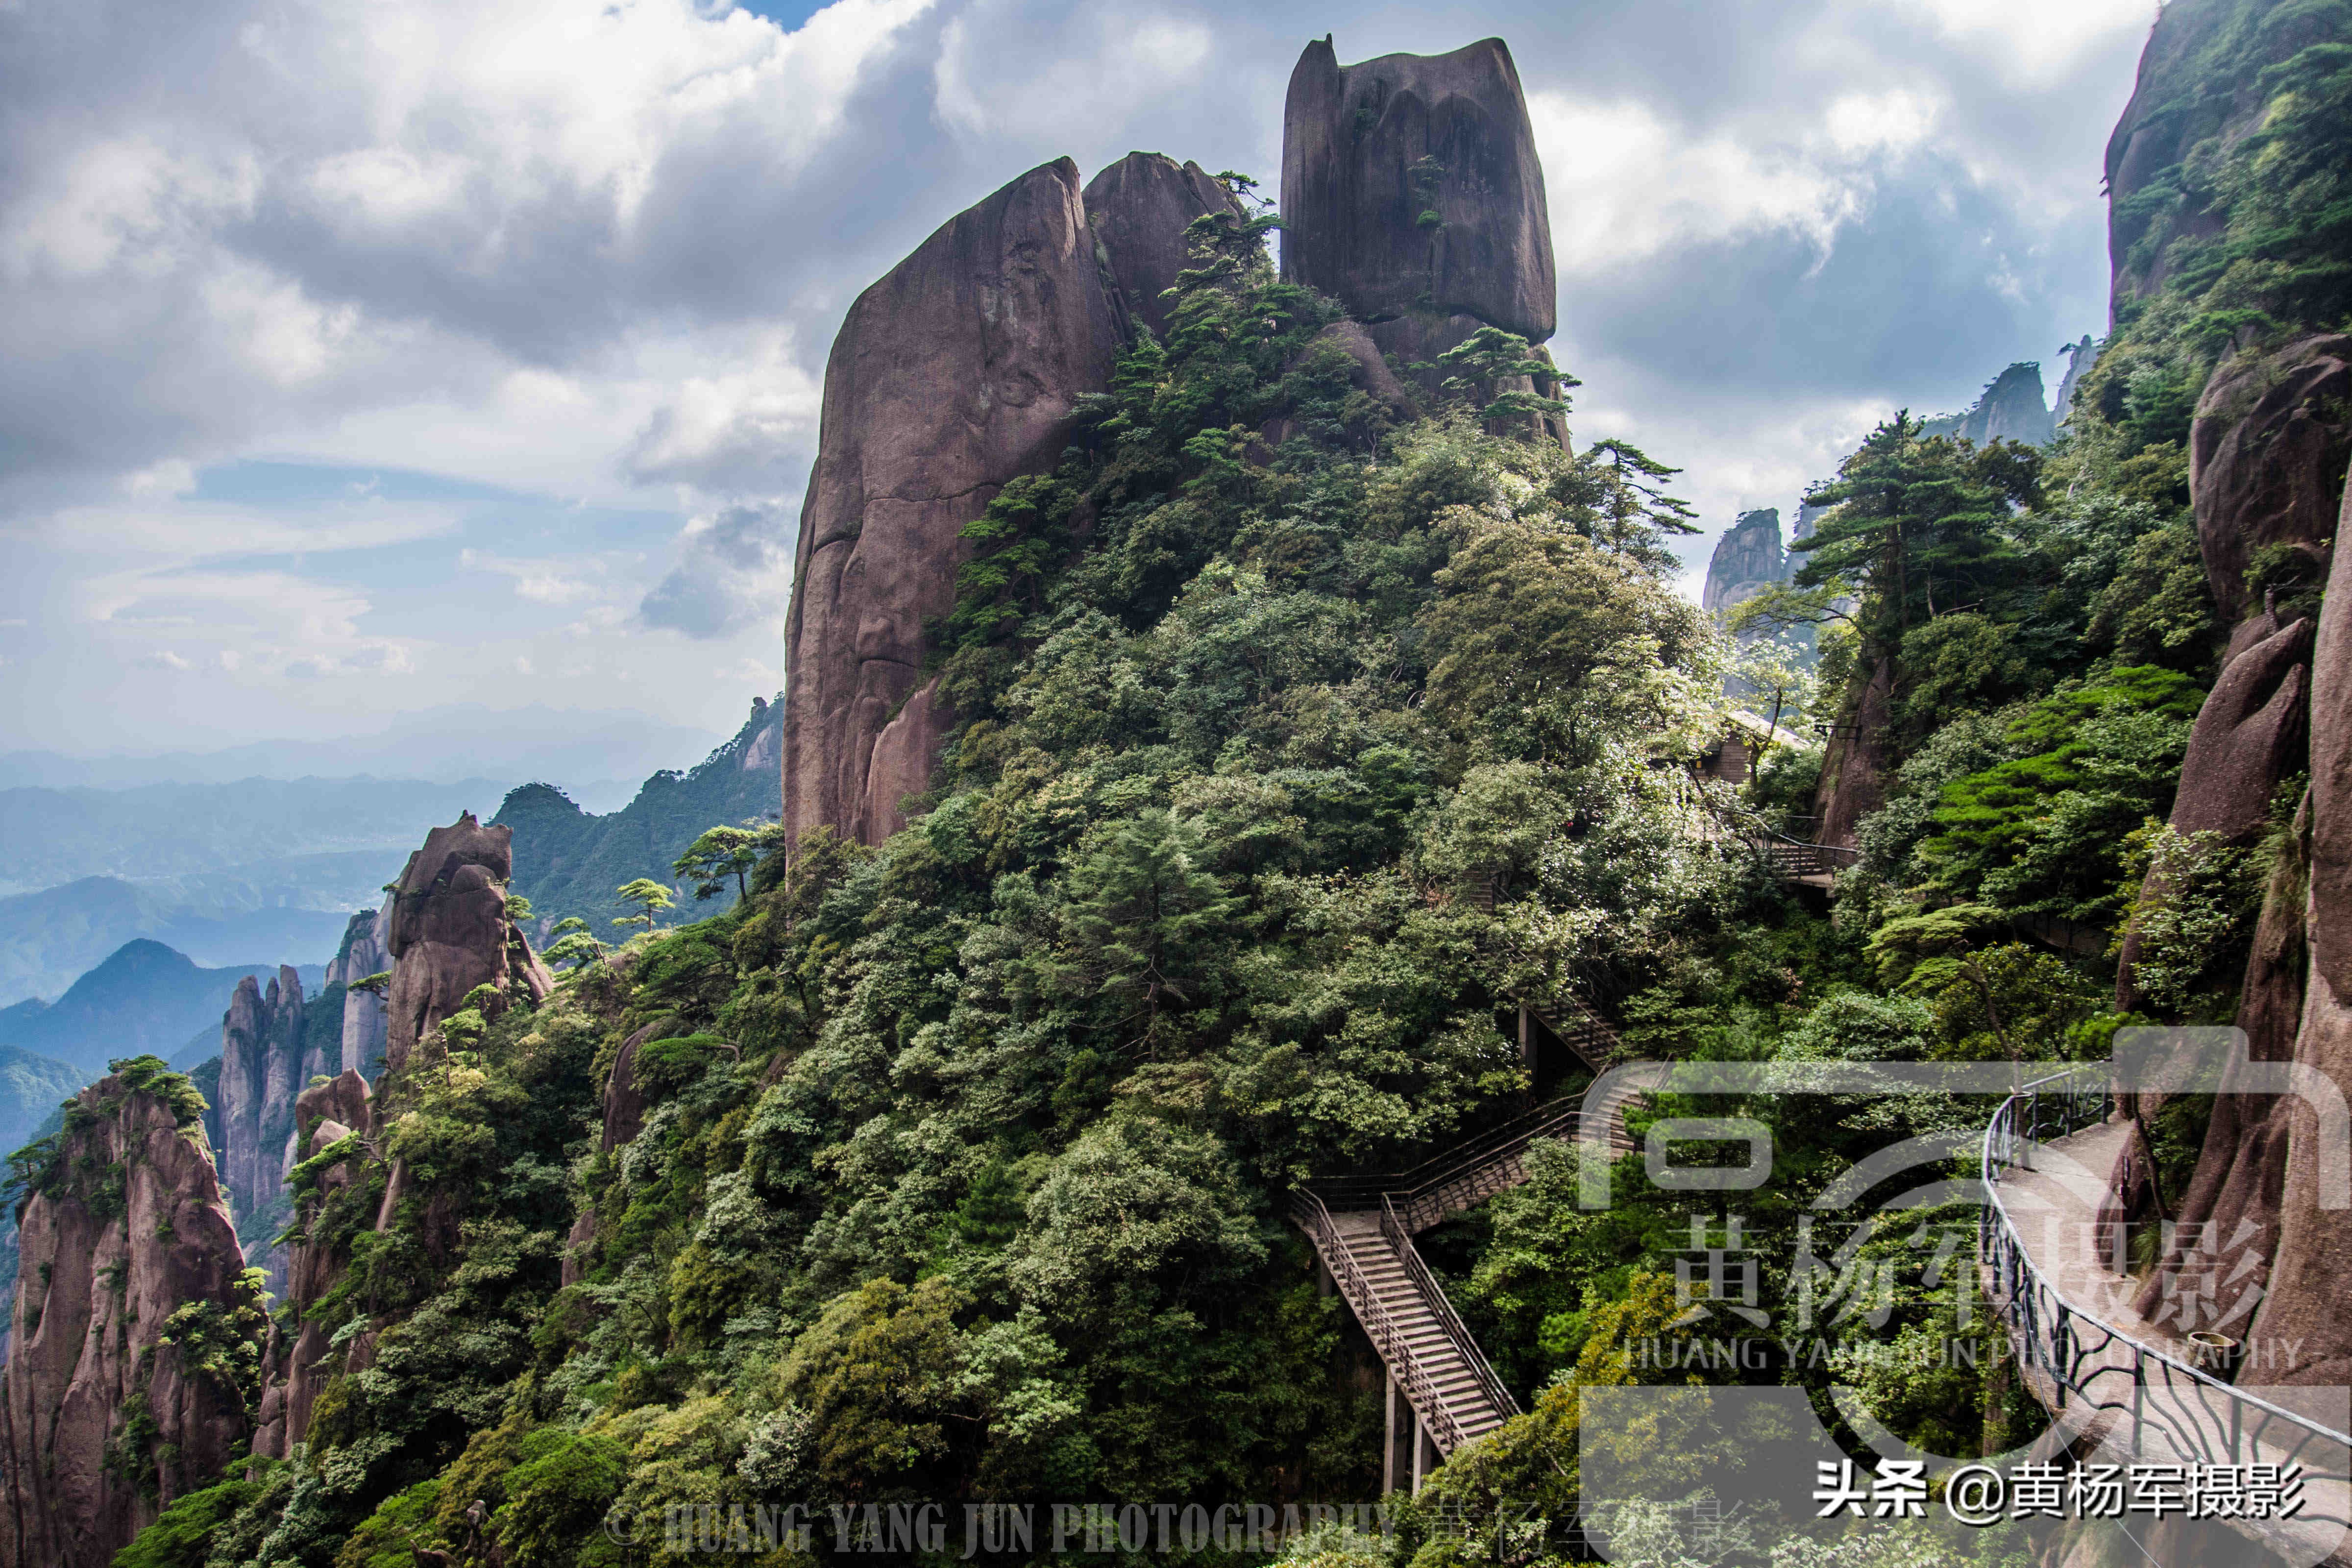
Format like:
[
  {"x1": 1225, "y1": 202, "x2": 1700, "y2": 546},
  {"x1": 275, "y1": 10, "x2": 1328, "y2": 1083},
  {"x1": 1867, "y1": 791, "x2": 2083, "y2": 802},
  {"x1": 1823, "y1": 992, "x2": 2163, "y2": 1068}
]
[
  {"x1": 0, "y1": 703, "x2": 726, "y2": 792},
  {"x1": 0, "y1": 937, "x2": 328, "y2": 1076},
  {"x1": 0, "y1": 878, "x2": 356, "y2": 1006},
  {"x1": 0, "y1": 1046, "x2": 83, "y2": 1155},
  {"x1": 497, "y1": 695, "x2": 782, "y2": 934},
  {"x1": 0, "y1": 777, "x2": 514, "y2": 895}
]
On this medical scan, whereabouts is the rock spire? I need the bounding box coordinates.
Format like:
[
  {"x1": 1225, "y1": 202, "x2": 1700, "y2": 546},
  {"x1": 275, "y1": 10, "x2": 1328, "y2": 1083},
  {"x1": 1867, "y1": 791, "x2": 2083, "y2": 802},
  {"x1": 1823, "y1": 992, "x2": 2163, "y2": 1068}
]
[
  {"x1": 383, "y1": 813, "x2": 552, "y2": 1074},
  {"x1": 781, "y1": 158, "x2": 1125, "y2": 847},
  {"x1": 0, "y1": 1063, "x2": 257, "y2": 1568}
]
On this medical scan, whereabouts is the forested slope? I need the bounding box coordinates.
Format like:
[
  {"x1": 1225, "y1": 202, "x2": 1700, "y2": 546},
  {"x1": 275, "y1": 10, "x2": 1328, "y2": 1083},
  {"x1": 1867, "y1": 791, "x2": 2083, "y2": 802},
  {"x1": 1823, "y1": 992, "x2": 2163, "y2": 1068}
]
[{"x1": 72, "y1": 6, "x2": 2352, "y2": 1567}]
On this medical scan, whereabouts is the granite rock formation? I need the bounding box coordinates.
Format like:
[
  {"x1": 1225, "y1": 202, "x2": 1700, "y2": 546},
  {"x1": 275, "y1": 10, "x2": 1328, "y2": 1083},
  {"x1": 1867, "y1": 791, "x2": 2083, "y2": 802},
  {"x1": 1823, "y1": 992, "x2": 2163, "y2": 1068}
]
[
  {"x1": 325, "y1": 906, "x2": 390, "y2": 1078},
  {"x1": 781, "y1": 159, "x2": 1123, "y2": 846},
  {"x1": 1280, "y1": 35, "x2": 1553, "y2": 343},
  {"x1": 2187, "y1": 333, "x2": 2352, "y2": 627},
  {"x1": 2167, "y1": 611, "x2": 2313, "y2": 846},
  {"x1": 215, "y1": 965, "x2": 337, "y2": 1294},
  {"x1": 2133, "y1": 466, "x2": 2352, "y2": 1385},
  {"x1": 1702, "y1": 509, "x2": 1788, "y2": 617},
  {"x1": 2052, "y1": 334, "x2": 2099, "y2": 428},
  {"x1": 2103, "y1": 0, "x2": 2336, "y2": 310},
  {"x1": 1279, "y1": 36, "x2": 1563, "y2": 433},
  {"x1": 252, "y1": 1070, "x2": 371, "y2": 1461},
  {"x1": 1920, "y1": 362, "x2": 2055, "y2": 447},
  {"x1": 1082, "y1": 152, "x2": 1246, "y2": 342},
  {"x1": 2107, "y1": 335, "x2": 2350, "y2": 1005},
  {"x1": 0, "y1": 1066, "x2": 255, "y2": 1568},
  {"x1": 780, "y1": 40, "x2": 1569, "y2": 847},
  {"x1": 384, "y1": 813, "x2": 552, "y2": 1074},
  {"x1": 2233, "y1": 469, "x2": 2352, "y2": 1389},
  {"x1": 1813, "y1": 657, "x2": 1892, "y2": 850}
]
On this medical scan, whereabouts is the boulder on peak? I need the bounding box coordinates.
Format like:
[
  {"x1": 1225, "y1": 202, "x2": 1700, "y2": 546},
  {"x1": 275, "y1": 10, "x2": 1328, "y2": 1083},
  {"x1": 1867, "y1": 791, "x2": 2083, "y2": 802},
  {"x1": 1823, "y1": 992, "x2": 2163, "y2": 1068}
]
[
  {"x1": 1280, "y1": 34, "x2": 1556, "y2": 344},
  {"x1": 1082, "y1": 151, "x2": 1247, "y2": 343},
  {"x1": 382, "y1": 814, "x2": 552, "y2": 1073}
]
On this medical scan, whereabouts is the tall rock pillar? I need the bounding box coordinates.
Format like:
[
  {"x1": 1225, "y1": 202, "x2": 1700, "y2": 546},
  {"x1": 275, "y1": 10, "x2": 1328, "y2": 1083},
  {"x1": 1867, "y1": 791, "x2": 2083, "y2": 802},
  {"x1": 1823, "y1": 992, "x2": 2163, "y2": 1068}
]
[
  {"x1": 1081, "y1": 152, "x2": 1247, "y2": 343},
  {"x1": 0, "y1": 1063, "x2": 256, "y2": 1568},
  {"x1": 215, "y1": 973, "x2": 307, "y2": 1222},
  {"x1": 1279, "y1": 35, "x2": 1562, "y2": 432},
  {"x1": 781, "y1": 157, "x2": 1122, "y2": 846},
  {"x1": 383, "y1": 813, "x2": 552, "y2": 1075},
  {"x1": 325, "y1": 906, "x2": 391, "y2": 1079}
]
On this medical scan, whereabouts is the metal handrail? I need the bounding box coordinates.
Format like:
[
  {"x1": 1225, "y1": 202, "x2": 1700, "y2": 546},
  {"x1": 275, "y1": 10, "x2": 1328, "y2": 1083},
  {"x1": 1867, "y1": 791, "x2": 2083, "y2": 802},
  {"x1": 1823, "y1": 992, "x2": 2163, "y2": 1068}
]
[
  {"x1": 1981, "y1": 1064, "x2": 2352, "y2": 1535},
  {"x1": 1290, "y1": 1190, "x2": 1476, "y2": 1453},
  {"x1": 1698, "y1": 797, "x2": 1862, "y2": 876},
  {"x1": 1308, "y1": 1096, "x2": 1595, "y2": 1208},
  {"x1": 1382, "y1": 1195, "x2": 1520, "y2": 1426}
]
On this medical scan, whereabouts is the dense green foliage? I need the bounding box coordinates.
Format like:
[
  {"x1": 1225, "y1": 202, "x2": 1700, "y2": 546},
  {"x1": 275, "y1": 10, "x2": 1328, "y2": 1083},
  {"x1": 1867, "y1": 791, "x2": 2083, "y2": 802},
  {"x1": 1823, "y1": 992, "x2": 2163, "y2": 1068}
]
[
  {"x1": 494, "y1": 698, "x2": 784, "y2": 936},
  {"x1": 114, "y1": 43, "x2": 2352, "y2": 1558}
]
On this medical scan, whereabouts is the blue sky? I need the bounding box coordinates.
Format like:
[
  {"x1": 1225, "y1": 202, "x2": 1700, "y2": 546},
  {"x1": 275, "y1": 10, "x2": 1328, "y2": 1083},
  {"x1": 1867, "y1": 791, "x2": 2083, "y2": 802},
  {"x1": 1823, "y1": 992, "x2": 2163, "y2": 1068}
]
[{"x1": 0, "y1": 0, "x2": 2158, "y2": 769}]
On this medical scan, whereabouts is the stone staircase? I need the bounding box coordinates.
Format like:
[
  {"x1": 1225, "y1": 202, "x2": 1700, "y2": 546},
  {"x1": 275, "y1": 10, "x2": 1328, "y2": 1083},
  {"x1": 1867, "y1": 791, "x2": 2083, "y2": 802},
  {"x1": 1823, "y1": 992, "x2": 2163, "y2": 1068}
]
[
  {"x1": 1286, "y1": 873, "x2": 1674, "y2": 1490},
  {"x1": 1293, "y1": 1032, "x2": 1662, "y2": 1488},
  {"x1": 1291, "y1": 1189, "x2": 1518, "y2": 1489}
]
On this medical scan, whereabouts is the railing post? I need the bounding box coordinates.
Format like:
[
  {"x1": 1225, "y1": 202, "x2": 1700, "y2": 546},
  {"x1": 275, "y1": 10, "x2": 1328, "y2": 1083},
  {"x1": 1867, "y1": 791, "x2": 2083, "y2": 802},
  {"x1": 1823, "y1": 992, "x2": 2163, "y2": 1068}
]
[{"x1": 1383, "y1": 1367, "x2": 1399, "y2": 1497}]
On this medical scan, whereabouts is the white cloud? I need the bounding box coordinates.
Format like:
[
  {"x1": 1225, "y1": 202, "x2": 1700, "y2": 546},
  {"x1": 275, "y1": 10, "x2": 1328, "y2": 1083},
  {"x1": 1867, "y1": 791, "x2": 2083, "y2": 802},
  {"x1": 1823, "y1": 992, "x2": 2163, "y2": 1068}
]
[
  {"x1": 0, "y1": 0, "x2": 943, "y2": 517},
  {"x1": 40, "y1": 498, "x2": 463, "y2": 561},
  {"x1": 1527, "y1": 86, "x2": 1953, "y2": 275},
  {"x1": 0, "y1": 0, "x2": 2150, "y2": 754},
  {"x1": 1822, "y1": 88, "x2": 1942, "y2": 159},
  {"x1": 934, "y1": 4, "x2": 1213, "y2": 141},
  {"x1": 638, "y1": 500, "x2": 795, "y2": 638},
  {"x1": 462, "y1": 548, "x2": 607, "y2": 606},
  {"x1": 1889, "y1": 0, "x2": 2155, "y2": 85},
  {"x1": 624, "y1": 325, "x2": 823, "y2": 490}
]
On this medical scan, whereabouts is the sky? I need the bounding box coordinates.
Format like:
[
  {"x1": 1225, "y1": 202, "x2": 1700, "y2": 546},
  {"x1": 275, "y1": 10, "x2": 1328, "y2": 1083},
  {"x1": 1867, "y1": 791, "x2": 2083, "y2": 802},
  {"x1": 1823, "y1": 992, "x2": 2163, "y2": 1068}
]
[{"x1": 0, "y1": 0, "x2": 2160, "y2": 773}]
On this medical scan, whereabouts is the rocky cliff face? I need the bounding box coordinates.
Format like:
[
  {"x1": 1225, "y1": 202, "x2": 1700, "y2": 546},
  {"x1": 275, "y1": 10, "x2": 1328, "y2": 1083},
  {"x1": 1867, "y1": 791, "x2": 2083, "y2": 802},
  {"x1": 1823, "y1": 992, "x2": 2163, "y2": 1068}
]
[
  {"x1": 1813, "y1": 656, "x2": 1892, "y2": 850},
  {"x1": 1281, "y1": 35, "x2": 1553, "y2": 343},
  {"x1": 781, "y1": 159, "x2": 1124, "y2": 847},
  {"x1": 1921, "y1": 362, "x2": 2055, "y2": 447},
  {"x1": 2103, "y1": 0, "x2": 2334, "y2": 310},
  {"x1": 780, "y1": 36, "x2": 1564, "y2": 849},
  {"x1": 2052, "y1": 334, "x2": 2099, "y2": 428},
  {"x1": 325, "y1": 907, "x2": 389, "y2": 1078},
  {"x1": 2188, "y1": 333, "x2": 2352, "y2": 628},
  {"x1": 384, "y1": 813, "x2": 552, "y2": 1075},
  {"x1": 1082, "y1": 152, "x2": 1246, "y2": 343},
  {"x1": 251, "y1": 1070, "x2": 371, "y2": 1461},
  {"x1": 214, "y1": 966, "x2": 328, "y2": 1292},
  {"x1": 0, "y1": 1062, "x2": 257, "y2": 1568},
  {"x1": 2176, "y1": 468, "x2": 2352, "y2": 1388},
  {"x1": 1701, "y1": 509, "x2": 1787, "y2": 617}
]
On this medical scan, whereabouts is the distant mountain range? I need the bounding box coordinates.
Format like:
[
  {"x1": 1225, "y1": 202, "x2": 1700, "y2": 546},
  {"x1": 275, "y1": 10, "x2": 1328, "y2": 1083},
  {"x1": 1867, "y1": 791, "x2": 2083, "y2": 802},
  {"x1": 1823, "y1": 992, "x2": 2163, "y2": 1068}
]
[
  {"x1": 498, "y1": 694, "x2": 783, "y2": 933},
  {"x1": 0, "y1": 937, "x2": 326, "y2": 1078},
  {"x1": 0, "y1": 702, "x2": 727, "y2": 793},
  {"x1": 0, "y1": 776, "x2": 514, "y2": 895},
  {"x1": 0, "y1": 877, "x2": 356, "y2": 1008},
  {"x1": 0, "y1": 1047, "x2": 82, "y2": 1155}
]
